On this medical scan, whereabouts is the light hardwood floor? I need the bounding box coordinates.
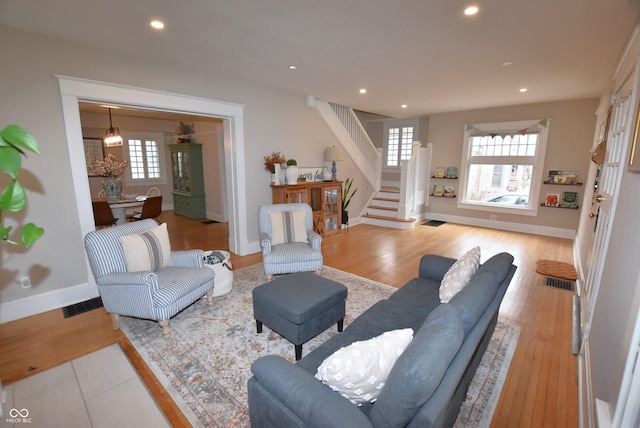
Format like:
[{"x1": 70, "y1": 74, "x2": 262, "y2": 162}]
[{"x1": 0, "y1": 212, "x2": 578, "y2": 427}]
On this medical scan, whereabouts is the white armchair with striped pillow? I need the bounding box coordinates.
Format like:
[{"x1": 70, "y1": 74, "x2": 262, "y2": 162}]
[
  {"x1": 84, "y1": 219, "x2": 215, "y2": 339},
  {"x1": 258, "y1": 203, "x2": 323, "y2": 280}
]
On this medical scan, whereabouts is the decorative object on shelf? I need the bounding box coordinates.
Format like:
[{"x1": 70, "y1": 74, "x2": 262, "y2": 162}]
[
  {"x1": 559, "y1": 191, "x2": 579, "y2": 208},
  {"x1": 545, "y1": 193, "x2": 560, "y2": 207},
  {"x1": 446, "y1": 167, "x2": 458, "y2": 179},
  {"x1": 341, "y1": 178, "x2": 357, "y2": 225},
  {"x1": 90, "y1": 153, "x2": 129, "y2": 201},
  {"x1": 264, "y1": 151, "x2": 287, "y2": 184},
  {"x1": 433, "y1": 184, "x2": 444, "y2": 197},
  {"x1": 547, "y1": 170, "x2": 579, "y2": 184},
  {"x1": 434, "y1": 166, "x2": 445, "y2": 178},
  {"x1": 175, "y1": 121, "x2": 195, "y2": 144},
  {"x1": 444, "y1": 185, "x2": 455, "y2": 198},
  {"x1": 285, "y1": 159, "x2": 299, "y2": 184},
  {"x1": 297, "y1": 167, "x2": 326, "y2": 183},
  {"x1": 104, "y1": 107, "x2": 123, "y2": 147},
  {"x1": 0, "y1": 124, "x2": 45, "y2": 248},
  {"x1": 324, "y1": 145, "x2": 343, "y2": 181}
]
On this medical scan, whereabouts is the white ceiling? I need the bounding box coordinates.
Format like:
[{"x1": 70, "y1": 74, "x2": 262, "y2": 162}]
[{"x1": 2, "y1": 0, "x2": 639, "y2": 118}]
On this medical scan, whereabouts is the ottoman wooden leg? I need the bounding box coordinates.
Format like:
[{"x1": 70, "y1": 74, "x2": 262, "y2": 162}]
[
  {"x1": 295, "y1": 344, "x2": 303, "y2": 361},
  {"x1": 337, "y1": 319, "x2": 344, "y2": 332},
  {"x1": 256, "y1": 320, "x2": 263, "y2": 333}
]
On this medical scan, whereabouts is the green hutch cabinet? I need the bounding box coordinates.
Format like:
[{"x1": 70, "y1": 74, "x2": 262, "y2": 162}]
[{"x1": 169, "y1": 143, "x2": 206, "y2": 219}]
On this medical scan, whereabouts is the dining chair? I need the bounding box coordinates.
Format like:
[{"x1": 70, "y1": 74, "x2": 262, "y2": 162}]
[
  {"x1": 127, "y1": 195, "x2": 162, "y2": 223},
  {"x1": 96, "y1": 189, "x2": 107, "y2": 199},
  {"x1": 146, "y1": 187, "x2": 161, "y2": 197},
  {"x1": 92, "y1": 200, "x2": 118, "y2": 228}
]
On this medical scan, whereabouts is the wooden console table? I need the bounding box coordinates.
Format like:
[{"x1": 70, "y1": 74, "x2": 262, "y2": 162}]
[{"x1": 271, "y1": 181, "x2": 342, "y2": 237}]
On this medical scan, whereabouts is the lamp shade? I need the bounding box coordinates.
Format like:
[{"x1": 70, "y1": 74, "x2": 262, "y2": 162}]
[{"x1": 324, "y1": 146, "x2": 343, "y2": 162}]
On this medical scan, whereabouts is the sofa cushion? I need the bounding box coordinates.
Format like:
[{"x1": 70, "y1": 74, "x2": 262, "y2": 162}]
[
  {"x1": 269, "y1": 210, "x2": 308, "y2": 245},
  {"x1": 439, "y1": 246, "x2": 481, "y2": 303},
  {"x1": 388, "y1": 277, "x2": 442, "y2": 315},
  {"x1": 369, "y1": 304, "x2": 464, "y2": 428},
  {"x1": 315, "y1": 328, "x2": 414, "y2": 405},
  {"x1": 447, "y1": 271, "x2": 499, "y2": 335},
  {"x1": 119, "y1": 222, "x2": 172, "y2": 272}
]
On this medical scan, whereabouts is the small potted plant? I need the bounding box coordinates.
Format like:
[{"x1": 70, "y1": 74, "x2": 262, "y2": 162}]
[
  {"x1": 285, "y1": 159, "x2": 298, "y2": 184},
  {"x1": 264, "y1": 151, "x2": 286, "y2": 184},
  {"x1": 342, "y1": 177, "x2": 357, "y2": 225},
  {"x1": 175, "y1": 121, "x2": 194, "y2": 144}
]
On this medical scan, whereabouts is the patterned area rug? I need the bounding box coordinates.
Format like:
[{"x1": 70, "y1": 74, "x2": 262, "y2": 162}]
[{"x1": 121, "y1": 264, "x2": 520, "y2": 427}]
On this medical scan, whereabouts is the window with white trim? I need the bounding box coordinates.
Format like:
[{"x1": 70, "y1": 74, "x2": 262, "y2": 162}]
[
  {"x1": 386, "y1": 126, "x2": 414, "y2": 166},
  {"x1": 458, "y1": 119, "x2": 550, "y2": 216},
  {"x1": 124, "y1": 132, "x2": 166, "y2": 184}
]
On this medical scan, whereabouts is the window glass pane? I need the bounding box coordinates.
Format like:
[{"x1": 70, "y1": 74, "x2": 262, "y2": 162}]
[
  {"x1": 128, "y1": 139, "x2": 145, "y2": 179},
  {"x1": 400, "y1": 127, "x2": 413, "y2": 161},
  {"x1": 387, "y1": 127, "x2": 400, "y2": 166},
  {"x1": 145, "y1": 140, "x2": 160, "y2": 178},
  {"x1": 466, "y1": 164, "x2": 532, "y2": 206}
]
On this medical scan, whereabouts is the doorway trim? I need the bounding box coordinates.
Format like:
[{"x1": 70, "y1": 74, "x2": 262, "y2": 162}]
[{"x1": 57, "y1": 76, "x2": 249, "y2": 268}]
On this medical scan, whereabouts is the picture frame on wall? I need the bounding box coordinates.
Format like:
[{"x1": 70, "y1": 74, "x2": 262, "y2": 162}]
[
  {"x1": 83, "y1": 138, "x2": 104, "y2": 176},
  {"x1": 433, "y1": 184, "x2": 444, "y2": 196}
]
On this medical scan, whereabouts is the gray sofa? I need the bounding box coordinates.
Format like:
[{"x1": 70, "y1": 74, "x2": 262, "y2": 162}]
[{"x1": 247, "y1": 252, "x2": 517, "y2": 428}]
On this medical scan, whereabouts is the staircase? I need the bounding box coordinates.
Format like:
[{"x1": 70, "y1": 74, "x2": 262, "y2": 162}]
[
  {"x1": 362, "y1": 186, "x2": 417, "y2": 229},
  {"x1": 306, "y1": 96, "x2": 432, "y2": 230}
]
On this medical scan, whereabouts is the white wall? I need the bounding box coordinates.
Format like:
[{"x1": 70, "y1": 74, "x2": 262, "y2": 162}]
[
  {"x1": 426, "y1": 99, "x2": 598, "y2": 236},
  {"x1": 0, "y1": 25, "x2": 343, "y2": 320}
]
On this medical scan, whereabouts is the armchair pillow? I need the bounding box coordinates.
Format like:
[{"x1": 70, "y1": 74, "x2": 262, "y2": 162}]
[
  {"x1": 439, "y1": 246, "x2": 481, "y2": 303},
  {"x1": 315, "y1": 328, "x2": 414, "y2": 405},
  {"x1": 120, "y1": 222, "x2": 172, "y2": 272},
  {"x1": 269, "y1": 210, "x2": 308, "y2": 245}
]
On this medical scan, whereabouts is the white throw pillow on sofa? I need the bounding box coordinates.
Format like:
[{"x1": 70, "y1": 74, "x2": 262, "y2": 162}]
[
  {"x1": 439, "y1": 246, "x2": 481, "y2": 303},
  {"x1": 315, "y1": 328, "x2": 414, "y2": 405}
]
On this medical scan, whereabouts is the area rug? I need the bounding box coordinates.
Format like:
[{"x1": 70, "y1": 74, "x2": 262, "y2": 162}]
[{"x1": 121, "y1": 264, "x2": 520, "y2": 427}]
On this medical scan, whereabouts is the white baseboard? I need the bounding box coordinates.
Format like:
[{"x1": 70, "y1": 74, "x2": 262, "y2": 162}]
[
  {"x1": 424, "y1": 212, "x2": 576, "y2": 239},
  {"x1": 0, "y1": 281, "x2": 99, "y2": 324}
]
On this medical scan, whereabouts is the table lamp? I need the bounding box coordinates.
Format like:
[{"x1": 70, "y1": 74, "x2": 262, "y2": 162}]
[{"x1": 324, "y1": 145, "x2": 343, "y2": 181}]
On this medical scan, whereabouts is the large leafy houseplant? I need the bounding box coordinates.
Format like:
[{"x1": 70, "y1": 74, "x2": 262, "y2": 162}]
[
  {"x1": 0, "y1": 125, "x2": 44, "y2": 247},
  {"x1": 341, "y1": 178, "x2": 357, "y2": 224}
]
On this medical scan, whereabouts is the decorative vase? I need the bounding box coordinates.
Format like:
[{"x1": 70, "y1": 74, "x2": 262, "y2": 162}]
[
  {"x1": 102, "y1": 177, "x2": 122, "y2": 201},
  {"x1": 285, "y1": 166, "x2": 299, "y2": 184}
]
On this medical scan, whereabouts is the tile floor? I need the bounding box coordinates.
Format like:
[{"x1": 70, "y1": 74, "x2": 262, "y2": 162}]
[{"x1": 0, "y1": 344, "x2": 169, "y2": 427}]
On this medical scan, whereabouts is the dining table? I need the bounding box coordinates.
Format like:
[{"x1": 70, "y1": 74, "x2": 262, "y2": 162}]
[{"x1": 102, "y1": 197, "x2": 146, "y2": 224}]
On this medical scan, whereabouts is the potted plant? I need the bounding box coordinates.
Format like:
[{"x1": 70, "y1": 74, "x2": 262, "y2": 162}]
[
  {"x1": 285, "y1": 159, "x2": 298, "y2": 184},
  {"x1": 175, "y1": 121, "x2": 194, "y2": 144},
  {"x1": 0, "y1": 125, "x2": 45, "y2": 247},
  {"x1": 341, "y1": 177, "x2": 357, "y2": 225},
  {"x1": 263, "y1": 151, "x2": 287, "y2": 183}
]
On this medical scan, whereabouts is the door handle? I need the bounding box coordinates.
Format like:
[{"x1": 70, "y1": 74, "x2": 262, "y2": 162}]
[
  {"x1": 589, "y1": 212, "x2": 597, "y2": 218},
  {"x1": 594, "y1": 194, "x2": 605, "y2": 203}
]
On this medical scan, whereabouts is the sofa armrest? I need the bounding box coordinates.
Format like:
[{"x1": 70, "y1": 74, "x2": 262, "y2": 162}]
[
  {"x1": 418, "y1": 254, "x2": 456, "y2": 281},
  {"x1": 260, "y1": 232, "x2": 272, "y2": 255},
  {"x1": 307, "y1": 230, "x2": 322, "y2": 250},
  {"x1": 172, "y1": 249, "x2": 204, "y2": 268},
  {"x1": 249, "y1": 355, "x2": 372, "y2": 428}
]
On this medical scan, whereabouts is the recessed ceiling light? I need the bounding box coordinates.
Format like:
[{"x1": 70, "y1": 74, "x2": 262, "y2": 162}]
[
  {"x1": 519, "y1": 88, "x2": 528, "y2": 93},
  {"x1": 401, "y1": 104, "x2": 408, "y2": 109},
  {"x1": 501, "y1": 61, "x2": 513, "y2": 66},
  {"x1": 359, "y1": 88, "x2": 367, "y2": 94},
  {"x1": 288, "y1": 65, "x2": 297, "y2": 70},
  {"x1": 464, "y1": 5, "x2": 479, "y2": 16},
  {"x1": 150, "y1": 20, "x2": 165, "y2": 30}
]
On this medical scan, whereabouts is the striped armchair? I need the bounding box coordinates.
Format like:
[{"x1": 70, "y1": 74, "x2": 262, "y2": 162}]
[
  {"x1": 84, "y1": 219, "x2": 215, "y2": 339},
  {"x1": 258, "y1": 203, "x2": 323, "y2": 280}
]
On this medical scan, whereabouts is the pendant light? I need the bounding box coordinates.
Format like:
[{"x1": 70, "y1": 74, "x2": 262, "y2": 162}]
[{"x1": 104, "y1": 107, "x2": 123, "y2": 147}]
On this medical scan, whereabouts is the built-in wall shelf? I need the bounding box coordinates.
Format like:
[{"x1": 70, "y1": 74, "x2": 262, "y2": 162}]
[
  {"x1": 540, "y1": 203, "x2": 579, "y2": 210},
  {"x1": 431, "y1": 176, "x2": 458, "y2": 179},
  {"x1": 543, "y1": 181, "x2": 583, "y2": 186}
]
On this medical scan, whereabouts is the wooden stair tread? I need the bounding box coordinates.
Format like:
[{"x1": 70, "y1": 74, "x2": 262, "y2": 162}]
[
  {"x1": 368, "y1": 205, "x2": 398, "y2": 211},
  {"x1": 379, "y1": 186, "x2": 400, "y2": 193},
  {"x1": 362, "y1": 214, "x2": 416, "y2": 223},
  {"x1": 372, "y1": 197, "x2": 400, "y2": 202}
]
